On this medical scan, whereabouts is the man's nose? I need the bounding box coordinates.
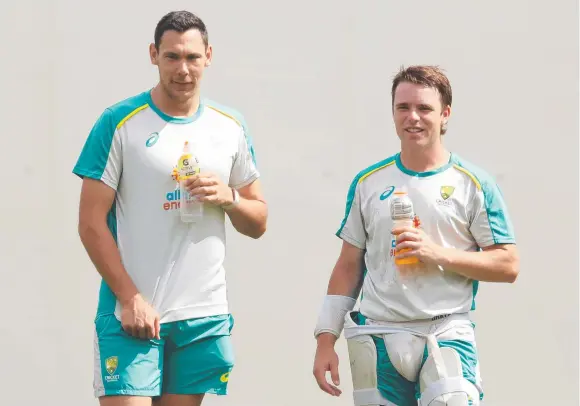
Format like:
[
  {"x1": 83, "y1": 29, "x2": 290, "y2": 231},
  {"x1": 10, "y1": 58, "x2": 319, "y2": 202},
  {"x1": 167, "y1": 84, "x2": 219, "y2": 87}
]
[
  {"x1": 177, "y1": 61, "x2": 188, "y2": 75},
  {"x1": 408, "y1": 109, "x2": 420, "y2": 121}
]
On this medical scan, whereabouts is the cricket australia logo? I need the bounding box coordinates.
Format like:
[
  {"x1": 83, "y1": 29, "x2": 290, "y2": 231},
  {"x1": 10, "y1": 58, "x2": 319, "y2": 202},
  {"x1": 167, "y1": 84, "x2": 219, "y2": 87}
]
[
  {"x1": 104, "y1": 356, "x2": 120, "y2": 383},
  {"x1": 437, "y1": 185, "x2": 455, "y2": 207},
  {"x1": 440, "y1": 186, "x2": 455, "y2": 200}
]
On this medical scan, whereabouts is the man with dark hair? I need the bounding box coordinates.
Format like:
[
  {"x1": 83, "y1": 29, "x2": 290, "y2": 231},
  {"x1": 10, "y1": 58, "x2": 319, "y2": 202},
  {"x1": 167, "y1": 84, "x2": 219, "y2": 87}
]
[
  {"x1": 312, "y1": 65, "x2": 519, "y2": 405},
  {"x1": 73, "y1": 10, "x2": 267, "y2": 406}
]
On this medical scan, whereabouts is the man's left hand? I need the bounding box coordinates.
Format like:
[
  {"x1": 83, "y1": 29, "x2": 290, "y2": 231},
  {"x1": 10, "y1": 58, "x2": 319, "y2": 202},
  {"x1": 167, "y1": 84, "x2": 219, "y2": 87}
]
[
  {"x1": 185, "y1": 173, "x2": 233, "y2": 207},
  {"x1": 392, "y1": 226, "x2": 444, "y2": 265}
]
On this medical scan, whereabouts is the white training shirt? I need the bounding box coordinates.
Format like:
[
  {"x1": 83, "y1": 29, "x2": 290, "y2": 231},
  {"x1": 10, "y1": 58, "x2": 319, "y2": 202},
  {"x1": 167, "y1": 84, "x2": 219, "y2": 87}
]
[
  {"x1": 337, "y1": 152, "x2": 516, "y2": 322},
  {"x1": 73, "y1": 90, "x2": 259, "y2": 324}
]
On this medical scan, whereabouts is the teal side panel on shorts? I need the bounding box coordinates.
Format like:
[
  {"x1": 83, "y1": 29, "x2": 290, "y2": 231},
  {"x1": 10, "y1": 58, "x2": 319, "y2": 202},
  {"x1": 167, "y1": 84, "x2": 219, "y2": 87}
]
[
  {"x1": 373, "y1": 336, "x2": 418, "y2": 406},
  {"x1": 163, "y1": 314, "x2": 235, "y2": 395},
  {"x1": 95, "y1": 314, "x2": 165, "y2": 397}
]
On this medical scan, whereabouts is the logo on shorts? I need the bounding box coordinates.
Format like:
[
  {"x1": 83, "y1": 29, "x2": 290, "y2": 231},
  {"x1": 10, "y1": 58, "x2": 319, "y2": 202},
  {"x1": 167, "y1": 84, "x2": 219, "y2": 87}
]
[
  {"x1": 146, "y1": 132, "x2": 160, "y2": 147},
  {"x1": 220, "y1": 372, "x2": 230, "y2": 383},
  {"x1": 104, "y1": 356, "x2": 120, "y2": 383}
]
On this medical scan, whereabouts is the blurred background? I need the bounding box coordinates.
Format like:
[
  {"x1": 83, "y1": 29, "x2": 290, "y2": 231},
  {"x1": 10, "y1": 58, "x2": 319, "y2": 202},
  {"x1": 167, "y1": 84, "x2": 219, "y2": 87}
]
[{"x1": 0, "y1": 1, "x2": 577, "y2": 405}]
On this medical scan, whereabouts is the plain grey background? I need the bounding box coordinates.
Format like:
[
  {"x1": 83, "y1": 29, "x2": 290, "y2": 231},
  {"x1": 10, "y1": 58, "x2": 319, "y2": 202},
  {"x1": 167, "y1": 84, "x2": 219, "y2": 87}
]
[{"x1": 0, "y1": 1, "x2": 577, "y2": 405}]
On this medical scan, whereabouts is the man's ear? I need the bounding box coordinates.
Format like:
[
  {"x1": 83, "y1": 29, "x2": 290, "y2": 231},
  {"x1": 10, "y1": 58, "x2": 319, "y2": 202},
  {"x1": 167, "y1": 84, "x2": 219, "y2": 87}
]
[
  {"x1": 204, "y1": 44, "x2": 213, "y2": 67},
  {"x1": 149, "y1": 43, "x2": 158, "y2": 65}
]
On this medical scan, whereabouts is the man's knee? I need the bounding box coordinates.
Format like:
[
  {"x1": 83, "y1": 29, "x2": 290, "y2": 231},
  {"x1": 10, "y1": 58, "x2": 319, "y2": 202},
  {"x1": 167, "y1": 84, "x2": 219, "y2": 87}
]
[
  {"x1": 417, "y1": 339, "x2": 482, "y2": 406},
  {"x1": 153, "y1": 394, "x2": 205, "y2": 406},
  {"x1": 99, "y1": 395, "x2": 153, "y2": 406}
]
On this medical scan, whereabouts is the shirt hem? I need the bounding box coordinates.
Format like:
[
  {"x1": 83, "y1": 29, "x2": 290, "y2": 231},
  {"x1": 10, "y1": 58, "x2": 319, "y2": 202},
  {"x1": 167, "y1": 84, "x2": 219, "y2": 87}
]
[
  {"x1": 360, "y1": 304, "x2": 472, "y2": 323},
  {"x1": 159, "y1": 303, "x2": 230, "y2": 324},
  {"x1": 231, "y1": 172, "x2": 259, "y2": 189},
  {"x1": 72, "y1": 167, "x2": 118, "y2": 190},
  {"x1": 479, "y1": 238, "x2": 516, "y2": 248},
  {"x1": 336, "y1": 232, "x2": 365, "y2": 249}
]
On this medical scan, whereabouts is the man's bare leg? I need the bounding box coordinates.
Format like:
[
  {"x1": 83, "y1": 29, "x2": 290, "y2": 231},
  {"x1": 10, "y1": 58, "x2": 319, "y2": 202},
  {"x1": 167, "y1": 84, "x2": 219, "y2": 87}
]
[
  {"x1": 99, "y1": 396, "x2": 152, "y2": 406},
  {"x1": 153, "y1": 394, "x2": 205, "y2": 406}
]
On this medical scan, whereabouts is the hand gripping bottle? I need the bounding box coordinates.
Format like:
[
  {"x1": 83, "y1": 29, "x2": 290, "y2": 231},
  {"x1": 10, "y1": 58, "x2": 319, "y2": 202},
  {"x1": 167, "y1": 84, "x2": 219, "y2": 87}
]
[
  {"x1": 178, "y1": 141, "x2": 203, "y2": 223},
  {"x1": 390, "y1": 191, "x2": 420, "y2": 267}
]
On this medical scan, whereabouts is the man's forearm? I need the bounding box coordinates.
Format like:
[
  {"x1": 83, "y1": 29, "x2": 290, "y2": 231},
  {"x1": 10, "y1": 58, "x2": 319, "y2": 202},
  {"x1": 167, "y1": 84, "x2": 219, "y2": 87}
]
[
  {"x1": 437, "y1": 245, "x2": 519, "y2": 283},
  {"x1": 225, "y1": 197, "x2": 267, "y2": 239},
  {"x1": 327, "y1": 262, "x2": 364, "y2": 299},
  {"x1": 79, "y1": 222, "x2": 140, "y2": 304}
]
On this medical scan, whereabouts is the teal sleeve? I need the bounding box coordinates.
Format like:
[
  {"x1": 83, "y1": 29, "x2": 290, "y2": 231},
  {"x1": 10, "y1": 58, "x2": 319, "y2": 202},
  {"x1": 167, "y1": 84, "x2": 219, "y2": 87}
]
[
  {"x1": 229, "y1": 124, "x2": 259, "y2": 189},
  {"x1": 470, "y1": 180, "x2": 516, "y2": 247},
  {"x1": 72, "y1": 108, "x2": 122, "y2": 190},
  {"x1": 336, "y1": 178, "x2": 366, "y2": 249}
]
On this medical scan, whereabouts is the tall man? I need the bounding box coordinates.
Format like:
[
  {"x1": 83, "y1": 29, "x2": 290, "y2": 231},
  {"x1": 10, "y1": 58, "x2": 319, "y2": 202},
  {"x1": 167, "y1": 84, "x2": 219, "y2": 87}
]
[
  {"x1": 73, "y1": 10, "x2": 267, "y2": 406},
  {"x1": 313, "y1": 65, "x2": 518, "y2": 406}
]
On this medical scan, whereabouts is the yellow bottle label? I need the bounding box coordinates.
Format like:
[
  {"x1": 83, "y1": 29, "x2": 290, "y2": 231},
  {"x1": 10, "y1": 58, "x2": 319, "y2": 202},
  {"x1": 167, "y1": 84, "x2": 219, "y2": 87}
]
[{"x1": 177, "y1": 153, "x2": 199, "y2": 180}]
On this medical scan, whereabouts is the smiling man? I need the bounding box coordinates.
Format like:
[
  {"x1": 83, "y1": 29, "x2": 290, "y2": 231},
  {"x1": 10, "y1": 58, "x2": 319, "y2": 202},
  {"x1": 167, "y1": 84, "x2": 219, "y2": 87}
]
[
  {"x1": 73, "y1": 10, "x2": 267, "y2": 406},
  {"x1": 312, "y1": 66, "x2": 519, "y2": 405}
]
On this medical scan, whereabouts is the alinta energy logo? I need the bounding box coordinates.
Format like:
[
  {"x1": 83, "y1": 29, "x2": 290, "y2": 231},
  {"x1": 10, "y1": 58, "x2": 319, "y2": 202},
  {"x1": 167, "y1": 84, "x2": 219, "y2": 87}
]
[{"x1": 163, "y1": 188, "x2": 183, "y2": 211}]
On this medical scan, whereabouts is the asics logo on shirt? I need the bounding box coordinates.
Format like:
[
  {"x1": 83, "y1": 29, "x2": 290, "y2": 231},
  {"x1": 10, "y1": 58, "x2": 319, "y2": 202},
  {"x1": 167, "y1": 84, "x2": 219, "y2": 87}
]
[
  {"x1": 379, "y1": 186, "x2": 395, "y2": 201},
  {"x1": 145, "y1": 132, "x2": 160, "y2": 147}
]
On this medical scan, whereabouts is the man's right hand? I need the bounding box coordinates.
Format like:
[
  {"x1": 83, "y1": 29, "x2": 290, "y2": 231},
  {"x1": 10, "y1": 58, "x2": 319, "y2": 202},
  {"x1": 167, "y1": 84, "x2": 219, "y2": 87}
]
[
  {"x1": 120, "y1": 294, "x2": 161, "y2": 340},
  {"x1": 313, "y1": 334, "x2": 342, "y2": 397}
]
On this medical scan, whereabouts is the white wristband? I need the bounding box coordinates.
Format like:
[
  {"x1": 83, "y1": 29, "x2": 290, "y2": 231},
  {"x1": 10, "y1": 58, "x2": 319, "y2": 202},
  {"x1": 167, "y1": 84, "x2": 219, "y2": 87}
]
[
  {"x1": 314, "y1": 295, "x2": 357, "y2": 338},
  {"x1": 222, "y1": 188, "x2": 240, "y2": 210}
]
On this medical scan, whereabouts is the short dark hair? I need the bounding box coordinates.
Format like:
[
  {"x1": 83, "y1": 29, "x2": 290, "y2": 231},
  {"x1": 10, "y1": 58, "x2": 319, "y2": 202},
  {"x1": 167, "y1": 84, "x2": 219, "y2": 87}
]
[
  {"x1": 391, "y1": 65, "x2": 453, "y2": 134},
  {"x1": 154, "y1": 11, "x2": 209, "y2": 49}
]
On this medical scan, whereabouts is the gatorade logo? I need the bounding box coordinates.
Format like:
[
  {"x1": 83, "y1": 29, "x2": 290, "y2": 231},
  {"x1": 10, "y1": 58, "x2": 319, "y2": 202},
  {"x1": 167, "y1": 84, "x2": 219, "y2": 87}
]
[{"x1": 145, "y1": 132, "x2": 159, "y2": 147}]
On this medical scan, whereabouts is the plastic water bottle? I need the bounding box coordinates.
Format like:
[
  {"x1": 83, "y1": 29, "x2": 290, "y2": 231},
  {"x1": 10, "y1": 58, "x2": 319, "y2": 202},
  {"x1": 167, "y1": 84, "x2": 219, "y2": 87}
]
[
  {"x1": 178, "y1": 141, "x2": 203, "y2": 223},
  {"x1": 390, "y1": 191, "x2": 420, "y2": 268}
]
